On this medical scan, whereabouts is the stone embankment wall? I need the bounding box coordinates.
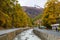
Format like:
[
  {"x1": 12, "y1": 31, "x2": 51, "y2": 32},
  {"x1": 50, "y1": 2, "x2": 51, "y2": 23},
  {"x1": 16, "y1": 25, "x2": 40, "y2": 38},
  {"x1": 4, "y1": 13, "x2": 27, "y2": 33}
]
[
  {"x1": 33, "y1": 29, "x2": 60, "y2": 40},
  {"x1": 0, "y1": 28, "x2": 29, "y2": 40}
]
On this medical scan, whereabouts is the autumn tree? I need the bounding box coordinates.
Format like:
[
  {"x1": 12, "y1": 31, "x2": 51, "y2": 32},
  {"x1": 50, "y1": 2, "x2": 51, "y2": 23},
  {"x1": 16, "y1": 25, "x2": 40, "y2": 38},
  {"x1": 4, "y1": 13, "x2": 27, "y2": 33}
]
[
  {"x1": 0, "y1": 0, "x2": 13, "y2": 28},
  {"x1": 42, "y1": 0, "x2": 59, "y2": 29},
  {"x1": 0, "y1": 0, "x2": 32, "y2": 28}
]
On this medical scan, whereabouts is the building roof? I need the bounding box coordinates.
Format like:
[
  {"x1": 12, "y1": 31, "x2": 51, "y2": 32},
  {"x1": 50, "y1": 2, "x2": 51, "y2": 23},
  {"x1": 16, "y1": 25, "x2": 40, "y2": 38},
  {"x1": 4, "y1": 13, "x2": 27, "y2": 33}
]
[{"x1": 51, "y1": 24, "x2": 59, "y2": 26}]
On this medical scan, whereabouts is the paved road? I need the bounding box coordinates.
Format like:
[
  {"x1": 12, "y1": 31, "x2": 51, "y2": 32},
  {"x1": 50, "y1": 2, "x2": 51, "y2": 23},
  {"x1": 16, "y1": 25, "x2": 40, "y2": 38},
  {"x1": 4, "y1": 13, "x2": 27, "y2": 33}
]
[
  {"x1": 14, "y1": 29, "x2": 41, "y2": 40},
  {"x1": 34, "y1": 28, "x2": 60, "y2": 37},
  {"x1": 0, "y1": 28, "x2": 28, "y2": 36}
]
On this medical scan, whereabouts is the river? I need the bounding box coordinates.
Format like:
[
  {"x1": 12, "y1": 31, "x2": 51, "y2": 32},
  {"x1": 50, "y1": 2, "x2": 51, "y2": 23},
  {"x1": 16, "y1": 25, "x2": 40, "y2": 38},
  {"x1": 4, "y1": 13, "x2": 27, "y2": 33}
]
[{"x1": 13, "y1": 29, "x2": 41, "y2": 40}]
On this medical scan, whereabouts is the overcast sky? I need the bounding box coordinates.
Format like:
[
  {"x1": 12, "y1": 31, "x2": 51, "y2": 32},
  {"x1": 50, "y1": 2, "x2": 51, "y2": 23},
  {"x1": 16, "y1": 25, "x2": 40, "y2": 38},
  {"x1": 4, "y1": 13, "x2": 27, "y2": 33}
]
[{"x1": 18, "y1": 0, "x2": 47, "y2": 8}]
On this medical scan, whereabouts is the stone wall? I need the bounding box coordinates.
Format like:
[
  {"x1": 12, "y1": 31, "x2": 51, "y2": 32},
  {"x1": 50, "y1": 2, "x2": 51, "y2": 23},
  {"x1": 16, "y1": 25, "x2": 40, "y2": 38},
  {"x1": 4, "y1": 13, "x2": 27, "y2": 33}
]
[
  {"x1": 33, "y1": 29, "x2": 60, "y2": 40},
  {"x1": 0, "y1": 28, "x2": 28, "y2": 40}
]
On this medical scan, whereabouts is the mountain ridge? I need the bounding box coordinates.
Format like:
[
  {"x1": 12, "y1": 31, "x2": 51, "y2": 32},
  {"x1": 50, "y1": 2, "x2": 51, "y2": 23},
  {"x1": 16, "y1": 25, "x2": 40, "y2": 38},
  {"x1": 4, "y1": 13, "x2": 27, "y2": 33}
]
[{"x1": 22, "y1": 6, "x2": 43, "y2": 18}]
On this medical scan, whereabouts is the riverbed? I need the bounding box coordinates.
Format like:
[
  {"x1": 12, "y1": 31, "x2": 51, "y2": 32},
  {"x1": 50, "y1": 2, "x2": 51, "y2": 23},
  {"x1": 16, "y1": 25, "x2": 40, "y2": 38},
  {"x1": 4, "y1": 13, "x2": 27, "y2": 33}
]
[{"x1": 14, "y1": 29, "x2": 41, "y2": 40}]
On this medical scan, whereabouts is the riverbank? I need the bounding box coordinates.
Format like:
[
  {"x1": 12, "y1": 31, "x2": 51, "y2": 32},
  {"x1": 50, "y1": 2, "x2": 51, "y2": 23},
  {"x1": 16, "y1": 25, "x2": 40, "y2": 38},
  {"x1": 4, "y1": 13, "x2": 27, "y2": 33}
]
[
  {"x1": 33, "y1": 28, "x2": 60, "y2": 40},
  {"x1": 0, "y1": 28, "x2": 29, "y2": 40}
]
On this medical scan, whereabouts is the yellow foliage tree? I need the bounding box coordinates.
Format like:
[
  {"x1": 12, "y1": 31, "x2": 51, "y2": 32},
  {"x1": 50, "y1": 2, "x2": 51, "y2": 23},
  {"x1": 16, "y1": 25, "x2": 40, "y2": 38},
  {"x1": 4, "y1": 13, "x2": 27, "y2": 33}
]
[
  {"x1": 42, "y1": 0, "x2": 59, "y2": 29},
  {"x1": 0, "y1": 0, "x2": 32, "y2": 28}
]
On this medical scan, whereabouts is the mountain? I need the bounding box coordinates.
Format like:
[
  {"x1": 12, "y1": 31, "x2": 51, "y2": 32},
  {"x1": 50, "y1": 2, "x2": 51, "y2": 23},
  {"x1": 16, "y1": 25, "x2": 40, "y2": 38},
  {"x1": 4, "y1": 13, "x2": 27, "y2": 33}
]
[{"x1": 22, "y1": 6, "x2": 43, "y2": 18}]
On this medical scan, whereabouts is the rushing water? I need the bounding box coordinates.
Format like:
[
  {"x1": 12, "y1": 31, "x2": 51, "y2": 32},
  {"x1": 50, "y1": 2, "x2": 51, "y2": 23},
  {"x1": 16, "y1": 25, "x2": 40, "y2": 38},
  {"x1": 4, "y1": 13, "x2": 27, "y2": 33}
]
[{"x1": 14, "y1": 29, "x2": 41, "y2": 40}]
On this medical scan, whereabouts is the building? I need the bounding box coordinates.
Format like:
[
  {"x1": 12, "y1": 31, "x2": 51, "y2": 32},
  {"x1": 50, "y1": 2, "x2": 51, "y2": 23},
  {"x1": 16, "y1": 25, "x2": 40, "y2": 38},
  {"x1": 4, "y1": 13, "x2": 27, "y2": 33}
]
[{"x1": 51, "y1": 24, "x2": 59, "y2": 30}]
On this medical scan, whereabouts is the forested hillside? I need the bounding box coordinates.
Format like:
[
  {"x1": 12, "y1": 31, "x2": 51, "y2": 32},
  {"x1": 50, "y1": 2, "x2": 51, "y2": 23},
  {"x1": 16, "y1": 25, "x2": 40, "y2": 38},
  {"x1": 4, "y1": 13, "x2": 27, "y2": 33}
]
[{"x1": 22, "y1": 6, "x2": 43, "y2": 18}]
